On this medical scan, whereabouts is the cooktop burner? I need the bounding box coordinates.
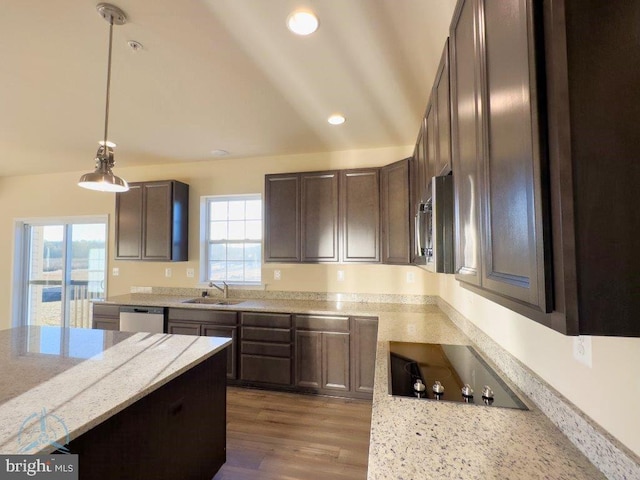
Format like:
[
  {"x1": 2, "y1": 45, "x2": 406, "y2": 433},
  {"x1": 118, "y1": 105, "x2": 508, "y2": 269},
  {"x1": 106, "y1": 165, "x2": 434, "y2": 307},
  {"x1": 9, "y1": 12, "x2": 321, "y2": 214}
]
[{"x1": 388, "y1": 342, "x2": 527, "y2": 410}]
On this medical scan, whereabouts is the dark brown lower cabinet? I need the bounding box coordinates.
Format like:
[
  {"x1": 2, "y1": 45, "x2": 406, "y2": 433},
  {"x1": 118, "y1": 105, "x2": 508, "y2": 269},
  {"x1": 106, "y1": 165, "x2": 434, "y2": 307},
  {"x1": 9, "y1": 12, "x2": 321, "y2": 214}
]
[
  {"x1": 63, "y1": 350, "x2": 226, "y2": 480},
  {"x1": 294, "y1": 315, "x2": 351, "y2": 396},
  {"x1": 167, "y1": 308, "x2": 238, "y2": 379},
  {"x1": 239, "y1": 312, "x2": 293, "y2": 387},
  {"x1": 92, "y1": 303, "x2": 120, "y2": 330},
  {"x1": 351, "y1": 317, "x2": 379, "y2": 396}
]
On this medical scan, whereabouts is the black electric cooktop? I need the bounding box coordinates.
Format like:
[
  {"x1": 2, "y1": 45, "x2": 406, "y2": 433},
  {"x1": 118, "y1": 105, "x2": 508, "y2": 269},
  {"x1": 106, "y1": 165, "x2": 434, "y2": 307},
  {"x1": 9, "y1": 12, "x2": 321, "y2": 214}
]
[{"x1": 388, "y1": 342, "x2": 527, "y2": 410}]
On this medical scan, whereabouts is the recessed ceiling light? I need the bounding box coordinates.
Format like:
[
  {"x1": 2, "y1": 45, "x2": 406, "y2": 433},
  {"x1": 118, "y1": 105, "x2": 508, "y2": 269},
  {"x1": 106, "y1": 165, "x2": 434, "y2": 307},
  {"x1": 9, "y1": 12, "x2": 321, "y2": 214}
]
[
  {"x1": 98, "y1": 140, "x2": 117, "y2": 148},
  {"x1": 211, "y1": 149, "x2": 229, "y2": 157},
  {"x1": 328, "y1": 114, "x2": 346, "y2": 125},
  {"x1": 287, "y1": 11, "x2": 319, "y2": 36}
]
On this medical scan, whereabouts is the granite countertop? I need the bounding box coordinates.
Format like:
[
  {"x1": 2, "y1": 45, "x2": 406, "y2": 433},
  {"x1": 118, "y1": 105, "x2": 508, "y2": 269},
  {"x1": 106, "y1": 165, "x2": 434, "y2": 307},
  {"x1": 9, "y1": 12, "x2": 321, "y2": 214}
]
[
  {"x1": 101, "y1": 293, "x2": 605, "y2": 479},
  {"x1": 0, "y1": 326, "x2": 230, "y2": 454}
]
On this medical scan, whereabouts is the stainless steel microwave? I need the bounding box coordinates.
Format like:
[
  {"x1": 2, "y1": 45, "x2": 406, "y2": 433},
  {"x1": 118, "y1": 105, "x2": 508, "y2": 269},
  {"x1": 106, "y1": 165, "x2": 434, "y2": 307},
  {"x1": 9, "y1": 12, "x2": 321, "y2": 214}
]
[{"x1": 414, "y1": 175, "x2": 454, "y2": 273}]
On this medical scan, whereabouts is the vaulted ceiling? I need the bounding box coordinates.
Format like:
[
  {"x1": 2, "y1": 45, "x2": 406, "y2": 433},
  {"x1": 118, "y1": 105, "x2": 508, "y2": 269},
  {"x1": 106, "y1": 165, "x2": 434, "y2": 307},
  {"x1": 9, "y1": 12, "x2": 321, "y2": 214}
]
[{"x1": 0, "y1": 0, "x2": 456, "y2": 177}]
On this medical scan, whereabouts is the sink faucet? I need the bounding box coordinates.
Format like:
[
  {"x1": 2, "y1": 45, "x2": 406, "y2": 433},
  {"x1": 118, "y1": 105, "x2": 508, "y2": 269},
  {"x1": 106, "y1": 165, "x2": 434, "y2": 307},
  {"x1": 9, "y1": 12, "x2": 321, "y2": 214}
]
[{"x1": 208, "y1": 281, "x2": 229, "y2": 299}]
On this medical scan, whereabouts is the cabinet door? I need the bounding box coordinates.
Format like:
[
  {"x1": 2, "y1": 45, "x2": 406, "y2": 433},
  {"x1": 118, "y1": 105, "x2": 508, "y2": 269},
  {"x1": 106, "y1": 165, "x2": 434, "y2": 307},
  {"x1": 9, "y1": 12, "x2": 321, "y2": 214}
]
[
  {"x1": 142, "y1": 181, "x2": 172, "y2": 260},
  {"x1": 202, "y1": 325, "x2": 237, "y2": 380},
  {"x1": 381, "y1": 159, "x2": 411, "y2": 264},
  {"x1": 414, "y1": 120, "x2": 428, "y2": 206},
  {"x1": 300, "y1": 171, "x2": 339, "y2": 262},
  {"x1": 450, "y1": 0, "x2": 483, "y2": 286},
  {"x1": 478, "y1": 0, "x2": 550, "y2": 311},
  {"x1": 340, "y1": 169, "x2": 380, "y2": 263},
  {"x1": 295, "y1": 330, "x2": 322, "y2": 389},
  {"x1": 264, "y1": 174, "x2": 300, "y2": 262},
  {"x1": 322, "y1": 332, "x2": 350, "y2": 392},
  {"x1": 425, "y1": 101, "x2": 437, "y2": 185},
  {"x1": 93, "y1": 318, "x2": 119, "y2": 331},
  {"x1": 351, "y1": 317, "x2": 378, "y2": 396},
  {"x1": 434, "y1": 39, "x2": 452, "y2": 177},
  {"x1": 167, "y1": 321, "x2": 201, "y2": 336},
  {"x1": 115, "y1": 184, "x2": 142, "y2": 259}
]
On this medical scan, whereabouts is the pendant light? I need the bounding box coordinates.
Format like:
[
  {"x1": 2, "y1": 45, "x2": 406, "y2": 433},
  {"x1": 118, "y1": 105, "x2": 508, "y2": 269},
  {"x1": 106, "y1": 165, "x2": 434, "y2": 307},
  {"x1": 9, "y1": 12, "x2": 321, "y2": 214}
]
[{"x1": 78, "y1": 3, "x2": 129, "y2": 192}]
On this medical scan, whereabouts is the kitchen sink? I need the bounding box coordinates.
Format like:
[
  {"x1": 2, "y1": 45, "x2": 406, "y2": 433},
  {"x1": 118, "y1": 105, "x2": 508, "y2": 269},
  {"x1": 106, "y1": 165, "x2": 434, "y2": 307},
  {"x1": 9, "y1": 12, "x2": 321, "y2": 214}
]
[{"x1": 182, "y1": 298, "x2": 244, "y2": 306}]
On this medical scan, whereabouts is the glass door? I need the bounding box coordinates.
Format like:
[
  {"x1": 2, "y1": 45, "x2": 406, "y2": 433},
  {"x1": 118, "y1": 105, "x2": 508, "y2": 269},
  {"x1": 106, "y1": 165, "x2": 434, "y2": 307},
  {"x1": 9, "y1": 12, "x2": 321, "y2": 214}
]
[{"x1": 23, "y1": 221, "x2": 107, "y2": 328}]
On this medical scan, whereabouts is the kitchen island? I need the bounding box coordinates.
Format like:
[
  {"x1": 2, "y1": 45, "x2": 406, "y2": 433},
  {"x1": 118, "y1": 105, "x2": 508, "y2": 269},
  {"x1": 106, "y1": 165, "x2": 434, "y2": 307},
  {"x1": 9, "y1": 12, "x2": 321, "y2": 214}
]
[{"x1": 0, "y1": 326, "x2": 231, "y2": 479}]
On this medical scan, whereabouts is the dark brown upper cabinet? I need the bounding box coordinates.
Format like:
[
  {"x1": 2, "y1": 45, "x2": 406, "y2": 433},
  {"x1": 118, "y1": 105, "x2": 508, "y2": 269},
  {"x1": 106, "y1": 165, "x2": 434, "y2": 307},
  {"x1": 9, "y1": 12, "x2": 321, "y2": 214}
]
[
  {"x1": 541, "y1": 0, "x2": 640, "y2": 336},
  {"x1": 301, "y1": 171, "x2": 339, "y2": 262},
  {"x1": 264, "y1": 174, "x2": 301, "y2": 262},
  {"x1": 381, "y1": 159, "x2": 411, "y2": 264},
  {"x1": 450, "y1": 0, "x2": 550, "y2": 308},
  {"x1": 413, "y1": 118, "x2": 428, "y2": 209},
  {"x1": 433, "y1": 39, "x2": 452, "y2": 178},
  {"x1": 115, "y1": 180, "x2": 189, "y2": 261},
  {"x1": 265, "y1": 168, "x2": 386, "y2": 264},
  {"x1": 340, "y1": 169, "x2": 380, "y2": 263}
]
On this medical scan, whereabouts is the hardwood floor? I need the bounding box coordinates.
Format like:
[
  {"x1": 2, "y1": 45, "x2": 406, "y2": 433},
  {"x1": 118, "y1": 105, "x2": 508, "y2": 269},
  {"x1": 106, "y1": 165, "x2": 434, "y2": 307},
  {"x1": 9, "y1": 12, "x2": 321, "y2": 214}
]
[{"x1": 212, "y1": 387, "x2": 373, "y2": 480}]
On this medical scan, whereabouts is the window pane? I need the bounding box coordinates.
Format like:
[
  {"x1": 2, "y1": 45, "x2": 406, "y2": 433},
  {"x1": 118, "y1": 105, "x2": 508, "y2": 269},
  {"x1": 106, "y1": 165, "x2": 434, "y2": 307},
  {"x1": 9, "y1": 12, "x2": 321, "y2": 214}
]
[
  {"x1": 246, "y1": 200, "x2": 262, "y2": 220},
  {"x1": 228, "y1": 221, "x2": 244, "y2": 240},
  {"x1": 209, "y1": 261, "x2": 226, "y2": 281},
  {"x1": 227, "y1": 244, "x2": 244, "y2": 261},
  {"x1": 210, "y1": 201, "x2": 228, "y2": 221},
  {"x1": 228, "y1": 201, "x2": 245, "y2": 220},
  {"x1": 226, "y1": 262, "x2": 244, "y2": 281},
  {"x1": 245, "y1": 221, "x2": 262, "y2": 240},
  {"x1": 209, "y1": 243, "x2": 226, "y2": 261},
  {"x1": 245, "y1": 243, "x2": 261, "y2": 262},
  {"x1": 210, "y1": 221, "x2": 228, "y2": 240}
]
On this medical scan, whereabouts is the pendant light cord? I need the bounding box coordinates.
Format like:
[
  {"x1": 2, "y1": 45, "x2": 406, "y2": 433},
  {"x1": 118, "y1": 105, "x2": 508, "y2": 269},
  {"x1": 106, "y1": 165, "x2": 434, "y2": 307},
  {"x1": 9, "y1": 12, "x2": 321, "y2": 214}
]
[{"x1": 103, "y1": 18, "x2": 114, "y2": 149}]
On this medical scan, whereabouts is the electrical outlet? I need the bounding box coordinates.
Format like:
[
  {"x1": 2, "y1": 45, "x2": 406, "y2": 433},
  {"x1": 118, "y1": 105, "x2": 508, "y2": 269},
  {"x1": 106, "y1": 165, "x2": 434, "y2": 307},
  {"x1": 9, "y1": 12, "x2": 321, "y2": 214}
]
[
  {"x1": 186, "y1": 268, "x2": 194, "y2": 278},
  {"x1": 573, "y1": 336, "x2": 592, "y2": 368},
  {"x1": 112, "y1": 267, "x2": 119, "y2": 276},
  {"x1": 337, "y1": 270, "x2": 345, "y2": 282},
  {"x1": 274, "y1": 270, "x2": 281, "y2": 280},
  {"x1": 165, "y1": 268, "x2": 172, "y2": 278},
  {"x1": 406, "y1": 271, "x2": 415, "y2": 283}
]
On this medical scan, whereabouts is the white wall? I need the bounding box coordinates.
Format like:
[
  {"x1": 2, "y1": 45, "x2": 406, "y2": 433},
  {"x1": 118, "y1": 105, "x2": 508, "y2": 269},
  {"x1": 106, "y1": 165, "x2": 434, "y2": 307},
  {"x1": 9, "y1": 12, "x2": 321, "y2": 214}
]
[{"x1": 438, "y1": 274, "x2": 640, "y2": 458}]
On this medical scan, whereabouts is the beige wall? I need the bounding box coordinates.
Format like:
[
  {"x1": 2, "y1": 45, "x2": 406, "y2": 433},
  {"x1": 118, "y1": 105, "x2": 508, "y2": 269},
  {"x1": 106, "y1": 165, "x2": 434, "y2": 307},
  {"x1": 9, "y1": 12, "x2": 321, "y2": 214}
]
[
  {"x1": 439, "y1": 274, "x2": 640, "y2": 457},
  {"x1": 0, "y1": 145, "x2": 437, "y2": 330}
]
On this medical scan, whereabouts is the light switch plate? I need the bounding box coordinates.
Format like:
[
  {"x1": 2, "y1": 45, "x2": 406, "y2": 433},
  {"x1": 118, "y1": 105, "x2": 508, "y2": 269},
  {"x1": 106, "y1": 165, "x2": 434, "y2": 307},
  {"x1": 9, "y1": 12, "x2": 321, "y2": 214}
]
[
  {"x1": 165, "y1": 268, "x2": 172, "y2": 278},
  {"x1": 112, "y1": 267, "x2": 119, "y2": 276},
  {"x1": 573, "y1": 335, "x2": 592, "y2": 368},
  {"x1": 274, "y1": 270, "x2": 281, "y2": 280},
  {"x1": 406, "y1": 271, "x2": 415, "y2": 283},
  {"x1": 337, "y1": 270, "x2": 345, "y2": 282}
]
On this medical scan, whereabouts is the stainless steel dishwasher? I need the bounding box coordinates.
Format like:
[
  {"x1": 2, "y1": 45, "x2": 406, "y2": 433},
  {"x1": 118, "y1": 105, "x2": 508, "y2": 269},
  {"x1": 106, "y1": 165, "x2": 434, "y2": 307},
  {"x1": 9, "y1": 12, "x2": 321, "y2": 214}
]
[{"x1": 119, "y1": 306, "x2": 166, "y2": 333}]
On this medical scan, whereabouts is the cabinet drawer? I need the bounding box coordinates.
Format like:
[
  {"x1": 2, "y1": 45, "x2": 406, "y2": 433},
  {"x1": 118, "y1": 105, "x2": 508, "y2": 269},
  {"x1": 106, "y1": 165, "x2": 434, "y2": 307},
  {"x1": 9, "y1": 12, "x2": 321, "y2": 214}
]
[
  {"x1": 241, "y1": 341, "x2": 291, "y2": 358},
  {"x1": 240, "y1": 312, "x2": 291, "y2": 328},
  {"x1": 240, "y1": 355, "x2": 291, "y2": 385},
  {"x1": 295, "y1": 315, "x2": 350, "y2": 332},
  {"x1": 92, "y1": 303, "x2": 120, "y2": 318},
  {"x1": 241, "y1": 326, "x2": 291, "y2": 343},
  {"x1": 168, "y1": 308, "x2": 237, "y2": 325}
]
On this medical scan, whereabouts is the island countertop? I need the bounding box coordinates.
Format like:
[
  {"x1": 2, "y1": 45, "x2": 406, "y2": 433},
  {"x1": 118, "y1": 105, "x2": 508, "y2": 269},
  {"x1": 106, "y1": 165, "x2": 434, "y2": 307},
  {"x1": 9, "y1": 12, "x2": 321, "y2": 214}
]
[
  {"x1": 0, "y1": 326, "x2": 231, "y2": 454},
  {"x1": 98, "y1": 293, "x2": 614, "y2": 479}
]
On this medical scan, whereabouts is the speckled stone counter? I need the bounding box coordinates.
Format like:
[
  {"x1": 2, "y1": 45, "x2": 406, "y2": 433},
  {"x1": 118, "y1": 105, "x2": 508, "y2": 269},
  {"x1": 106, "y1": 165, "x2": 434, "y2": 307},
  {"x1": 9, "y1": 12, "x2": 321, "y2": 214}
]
[
  {"x1": 0, "y1": 326, "x2": 230, "y2": 454},
  {"x1": 98, "y1": 292, "x2": 624, "y2": 479}
]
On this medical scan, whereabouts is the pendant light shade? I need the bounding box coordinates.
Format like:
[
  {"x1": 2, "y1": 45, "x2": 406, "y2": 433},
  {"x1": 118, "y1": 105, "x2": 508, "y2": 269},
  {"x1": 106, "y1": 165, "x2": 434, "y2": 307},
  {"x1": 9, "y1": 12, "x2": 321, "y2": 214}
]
[{"x1": 78, "y1": 3, "x2": 129, "y2": 192}]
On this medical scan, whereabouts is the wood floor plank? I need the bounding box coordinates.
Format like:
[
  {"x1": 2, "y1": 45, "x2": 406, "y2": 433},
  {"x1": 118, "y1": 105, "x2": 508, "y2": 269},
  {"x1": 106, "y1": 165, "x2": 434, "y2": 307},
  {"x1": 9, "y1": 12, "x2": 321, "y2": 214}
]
[{"x1": 213, "y1": 387, "x2": 372, "y2": 480}]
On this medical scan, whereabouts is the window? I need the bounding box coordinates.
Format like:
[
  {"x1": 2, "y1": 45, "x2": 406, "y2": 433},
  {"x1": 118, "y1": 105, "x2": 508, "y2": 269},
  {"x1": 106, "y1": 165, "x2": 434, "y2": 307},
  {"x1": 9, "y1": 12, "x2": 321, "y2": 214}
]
[{"x1": 203, "y1": 195, "x2": 262, "y2": 283}]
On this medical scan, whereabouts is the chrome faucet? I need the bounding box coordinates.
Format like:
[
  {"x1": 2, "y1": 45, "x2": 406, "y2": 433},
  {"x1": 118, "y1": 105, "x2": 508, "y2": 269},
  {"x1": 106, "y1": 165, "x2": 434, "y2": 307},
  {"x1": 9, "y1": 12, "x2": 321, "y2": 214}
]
[{"x1": 208, "y1": 281, "x2": 229, "y2": 299}]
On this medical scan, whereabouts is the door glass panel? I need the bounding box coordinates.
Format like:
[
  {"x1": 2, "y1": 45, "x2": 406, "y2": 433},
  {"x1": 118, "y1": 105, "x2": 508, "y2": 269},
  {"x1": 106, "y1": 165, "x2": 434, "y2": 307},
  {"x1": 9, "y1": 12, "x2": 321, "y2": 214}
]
[{"x1": 24, "y1": 221, "x2": 106, "y2": 328}]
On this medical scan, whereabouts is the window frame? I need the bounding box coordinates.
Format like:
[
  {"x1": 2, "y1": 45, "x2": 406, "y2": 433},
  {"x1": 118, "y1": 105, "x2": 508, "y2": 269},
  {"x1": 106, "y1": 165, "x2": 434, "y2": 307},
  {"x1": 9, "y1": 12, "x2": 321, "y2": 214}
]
[{"x1": 200, "y1": 194, "x2": 263, "y2": 285}]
